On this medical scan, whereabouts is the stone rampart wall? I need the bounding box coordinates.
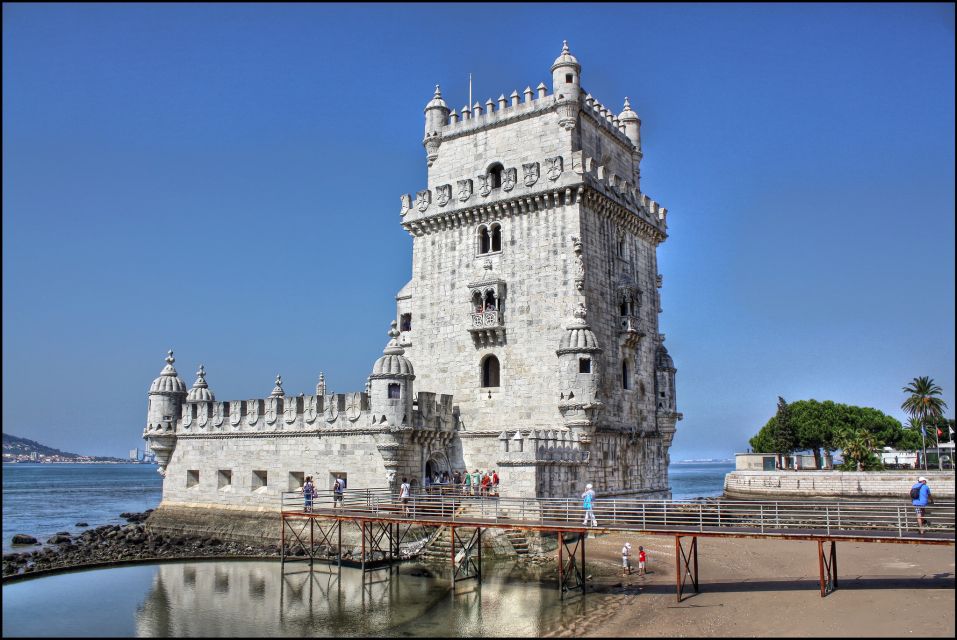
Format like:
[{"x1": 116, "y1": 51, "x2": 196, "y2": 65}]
[{"x1": 724, "y1": 470, "x2": 955, "y2": 500}]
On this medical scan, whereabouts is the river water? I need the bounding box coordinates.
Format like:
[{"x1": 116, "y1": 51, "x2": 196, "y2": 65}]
[
  {"x1": 3, "y1": 560, "x2": 603, "y2": 637},
  {"x1": 2, "y1": 461, "x2": 732, "y2": 552}
]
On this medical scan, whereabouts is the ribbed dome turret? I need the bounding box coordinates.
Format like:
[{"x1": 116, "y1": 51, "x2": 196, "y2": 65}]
[
  {"x1": 186, "y1": 365, "x2": 215, "y2": 402},
  {"x1": 149, "y1": 350, "x2": 188, "y2": 395},
  {"x1": 618, "y1": 97, "x2": 639, "y2": 124},
  {"x1": 551, "y1": 40, "x2": 581, "y2": 72},
  {"x1": 656, "y1": 341, "x2": 675, "y2": 370},
  {"x1": 270, "y1": 375, "x2": 284, "y2": 398},
  {"x1": 557, "y1": 304, "x2": 602, "y2": 354},
  {"x1": 424, "y1": 85, "x2": 449, "y2": 112},
  {"x1": 371, "y1": 321, "x2": 415, "y2": 378}
]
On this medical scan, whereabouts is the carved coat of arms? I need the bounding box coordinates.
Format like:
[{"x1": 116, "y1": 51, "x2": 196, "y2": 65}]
[
  {"x1": 477, "y1": 173, "x2": 491, "y2": 197},
  {"x1": 284, "y1": 396, "x2": 298, "y2": 424},
  {"x1": 399, "y1": 194, "x2": 412, "y2": 216},
  {"x1": 502, "y1": 168, "x2": 517, "y2": 191},
  {"x1": 325, "y1": 394, "x2": 339, "y2": 423},
  {"x1": 265, "y1": 398, "x2": 278, "y2": 425},
  {"x1": 414, "y1": 189, "x2": 431, "y2": 212},
  {"x1": 346, "y1": 392, "x2": 362, "y2": 422},
  {"x1": 181, "y1": 403, "x2": 192, "y2": 428},
  {"x1": 247, "y1": 399, "x2": 260, "y2": 425},
  {"x1": 212, "y1": 402, "x2": 225, "y2": 427},
  {"x1": 436, "y1": 184, "x2": 451, "y2": 207},
  {"x1": 197, "y1": 403, "x2": 209, "y2": 428},
  {"x1": 230, "y1": 402, "x2": 243, "y2": 427},
  {"x1": 546, "y1": 156, "x2": 563, "y2": 181},
  {"x1": 457, "y1": 179, "x2": 473, "y2": 202},
  {"x1": 304, "y1": 395, "x2": 318, "y2": 424},
  {"x1": 523, "y1": 162, "x2": 540, "y2": 187}
]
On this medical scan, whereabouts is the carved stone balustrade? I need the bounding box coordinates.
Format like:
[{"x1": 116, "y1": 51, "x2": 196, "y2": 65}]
[
  {"x1": 618, "y1": 314, "x2": 644, "y2": 348},
  {"x1": 469, "y1": 310, "x2": 506, "y2": 347}
]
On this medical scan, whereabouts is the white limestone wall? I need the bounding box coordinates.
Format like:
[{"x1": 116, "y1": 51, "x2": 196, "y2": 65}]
[
  {"x1": 579, "y1": 206, "x2": 659, "y2": 430},
  {"x1": 161, "y1": 434, "x2": 389, "y2": 509},
  {"x1": 724, "y1": 471, "x2": 956, "y2": 500},
  {"x1": 578, "y1": 115, "x2": 636, "y2": 182},
  {"x1": 427, "y1": 96, "x2": 568, "y2": 189}
]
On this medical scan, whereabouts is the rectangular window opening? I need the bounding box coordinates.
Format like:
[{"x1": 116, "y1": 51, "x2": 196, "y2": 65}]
[
  {"x1": 288, "y1": 471, "x2": 305, "y2": 491},
  {"x1": 579, "y1": 358, "x2": 591, "y2": 374},
  {"x1": 400, "y1": 313, "x2": 412, "y2": 332},
  {"x1": 252, "y1": 470, "x2": 268, "y2": 490},
  {"x1": 388, "y1": 383, "x2": 401, "y2": 399},
  {"x1": 217, "y1": 469, "x2": 232, "y2": 490},
  {"x1": 187, "y1": 470, "x2": 200, "y2": 488}
]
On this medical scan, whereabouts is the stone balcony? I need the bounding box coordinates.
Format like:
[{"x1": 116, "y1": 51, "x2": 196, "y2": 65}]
[
  {"x1": 469, "y1": 310, "x2": 506, "y2": 347},
  {"x1": 618, "y1": 315, "x2": 644, "y2": 348}
]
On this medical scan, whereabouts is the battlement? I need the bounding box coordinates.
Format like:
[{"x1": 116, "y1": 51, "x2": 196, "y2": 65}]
[
  {"x1": 496, "y1": 428, "x2": 590, "y2": 466},
  {"x1": 143, "y1": 389, "x2": 454, "y2": 436},
  {"x1": 399, "y1": 148, "x2": 667, "y2": 235}
]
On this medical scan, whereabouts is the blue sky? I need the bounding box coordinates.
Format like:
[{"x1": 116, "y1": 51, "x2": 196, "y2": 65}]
[{"x1": 3, "y1": 3, "x2": 954, "y2": 460}]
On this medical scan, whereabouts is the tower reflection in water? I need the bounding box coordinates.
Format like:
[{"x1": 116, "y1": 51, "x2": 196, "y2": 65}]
[{"x1": 134, "y1": 560, "x2": 582, "y2": 636}]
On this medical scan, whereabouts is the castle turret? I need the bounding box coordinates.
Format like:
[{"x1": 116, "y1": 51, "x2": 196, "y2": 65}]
[
  {"x1": 369, "y1": 321, "x2": 415, "y2": 427},
  {"x1": 556, "y1": 303, "x2": 603, "y2": 439},
  {"x1": 654, "y1": 335, "x2": 681, "y2": 448},
  {"x1": 144, "y1": 350, "x2": 187, "y2": 475},
  {"x1": 551, "y1": 40, "x2": 581, "y2": 131},
  {"x1": 186, "y1": 365, "x2": 215, "y2": 402},
  {"x1": 423, "y1": 85, "x2": 450, "y2": 167},
  {"x1": 618, "y1": 97, "x2": 643, "y2": 186}
]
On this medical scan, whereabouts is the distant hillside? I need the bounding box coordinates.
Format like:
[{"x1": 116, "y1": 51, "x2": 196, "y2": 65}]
[{"x1": 2, "y1": 432, "x2": 124, "y2": 462}]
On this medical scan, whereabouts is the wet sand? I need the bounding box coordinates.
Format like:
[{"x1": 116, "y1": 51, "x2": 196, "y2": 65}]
[{"x1": 543, "y1": 532, "x2": 955, "y2": 637}]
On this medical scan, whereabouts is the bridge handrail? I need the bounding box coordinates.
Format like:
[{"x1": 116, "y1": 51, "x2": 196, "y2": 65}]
[{"x1": 279, "y1": 490, "x2": 955, "y2": 540}]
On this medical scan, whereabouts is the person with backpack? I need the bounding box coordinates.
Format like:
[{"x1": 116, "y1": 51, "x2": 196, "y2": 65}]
[
  {"x1": 581, "y1": 483, "x2": 597, "y2": 527},
  {"x1": 910, "y1": 476, "x2": 933, "y2": 534},
  {"x1": 491, "y1": 470, "x2": 500, "y2": 495},
  {"x1": 333, "y1": 475, "x2": 345, "y2": 509},
  {"x1": 301, "y1": 476, "x2": 315, "y2": 513}
]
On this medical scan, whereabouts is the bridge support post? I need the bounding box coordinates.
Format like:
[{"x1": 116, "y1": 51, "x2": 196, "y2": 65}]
[
  {"x1": 361, "y1": 521, "x2": 367, "y2": 572},
  {"x1": 817, "y1": 540, "x2": 838, "y2": 597},
  {"x1": 309, "y1": 517, "x2": 314, "y2": 566},
  {"x1": 675, "y1": 535, "x2": 699, "y2": 602},
  {"x1": 558, "y1": 531, "x2": 586, "y2": 598},
  {"x1": 280, "y1": 513, "x2": 286, "y2": 565}
]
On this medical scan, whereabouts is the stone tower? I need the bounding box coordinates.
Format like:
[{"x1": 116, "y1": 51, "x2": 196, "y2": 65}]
[{"x1": 397, "y1": 42, "x2": 681, "y2": 498}]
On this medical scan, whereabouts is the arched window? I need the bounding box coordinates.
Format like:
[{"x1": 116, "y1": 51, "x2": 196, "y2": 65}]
[
  {"x1": 622, "y1": 359, "x2": 631, "y2": 390},
  {"x1": 488, "y1": 163, "x2": 504, "y2": 188},
  {"x1": 388, "y1": 383, "x2": 401, "y2": 399},
  {"x1": 481, "y1": 355, "x2": 501, "y2": 388},
  {"x1": 483, "y1": 291, "x2": 496, "y2": 311},
  {"x1": 478, "y1": 225, "x2": 490, "y2": 254},
  {"x1": 490, "y1": 224, "x2": 502, "y2": 252},
  {"x1": 472, "y1": 291, "x2": 483, "y2": 313}
]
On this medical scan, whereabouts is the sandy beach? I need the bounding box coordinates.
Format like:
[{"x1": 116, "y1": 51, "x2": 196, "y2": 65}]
[{"x1": 544, "y1": 532, "x2": 955, "y2": 637}]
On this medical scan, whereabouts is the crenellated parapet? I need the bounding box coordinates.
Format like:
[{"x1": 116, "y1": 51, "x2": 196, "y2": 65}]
[
  {"x1": 399, "y1": 148, "x2": 669, "y2": 244},
  {"x1": 495, "y1": 429, "x2": 590, "y2": 467}
]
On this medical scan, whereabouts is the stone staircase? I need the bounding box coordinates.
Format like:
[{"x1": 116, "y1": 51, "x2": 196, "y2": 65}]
[
  {"x1": 420, "y1": 526, "x2": 453, "y2": 563},
  {"x1": 505, "y1": 529, "x2": 530, "y2": 556}
]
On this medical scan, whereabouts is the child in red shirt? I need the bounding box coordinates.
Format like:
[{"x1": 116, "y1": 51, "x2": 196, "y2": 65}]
[{"x1": 638, "y1": 546, "x2": 647, "y2": 575}]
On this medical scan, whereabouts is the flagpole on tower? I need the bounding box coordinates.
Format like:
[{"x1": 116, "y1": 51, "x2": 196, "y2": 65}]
[{"x1": 469, "y1": 73, "x2": 472, "y2": 112}]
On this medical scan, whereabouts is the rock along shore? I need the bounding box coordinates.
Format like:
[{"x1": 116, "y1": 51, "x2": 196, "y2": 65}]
[{"x1": 2, "y1": 510, "x2": 423, "y2": 581}]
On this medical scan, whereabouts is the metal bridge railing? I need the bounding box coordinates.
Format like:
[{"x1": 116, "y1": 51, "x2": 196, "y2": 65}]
[{"x1": 280, "y1": 490, "x2": 955, "y2": 540}]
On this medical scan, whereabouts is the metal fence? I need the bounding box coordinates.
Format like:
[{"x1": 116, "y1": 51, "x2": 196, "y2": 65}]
[{"x1": 280, "y1": 488, "x2": 955, "y2": 540}]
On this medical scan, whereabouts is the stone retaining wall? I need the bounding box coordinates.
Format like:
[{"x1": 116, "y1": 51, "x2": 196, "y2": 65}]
[{"x1": 724, "y1": 470, "x2": 955, "y2": 500}]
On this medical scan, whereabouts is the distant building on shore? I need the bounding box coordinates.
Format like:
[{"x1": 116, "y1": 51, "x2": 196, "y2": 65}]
[{"x1": 142, "y1": 43, "x2": 681, "y2": 532}]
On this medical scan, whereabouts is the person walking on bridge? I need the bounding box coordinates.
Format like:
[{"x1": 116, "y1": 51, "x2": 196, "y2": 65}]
[
  {"x1": 911, "y1": 476, "x2": 934, "y2": 534},
  {"x1": 302, "y1": 476, "x2": 315, "y2": 513},
  {"x1": 581, "y1": 483, "x2": 597, "y2": 527},
  {"x1": 399, "y1": 477, "x2": 411, "y2": 515}
]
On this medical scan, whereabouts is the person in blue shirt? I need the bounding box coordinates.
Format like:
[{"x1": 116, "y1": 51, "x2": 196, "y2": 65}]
[
  {"x1": 911, "y1": 476, "x2": 934, "y2": 534},
  {"x1": 581, "y1": 483, "x2": 597, "y2": 527}
]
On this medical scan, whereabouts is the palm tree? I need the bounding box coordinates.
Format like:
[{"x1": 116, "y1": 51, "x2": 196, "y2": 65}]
[
  {"x1": 838, "y1": 429, "x2": 878, "y2": 472},
  {"x1": 902, "y1": 377, "x2": 949, "y2": 471}
]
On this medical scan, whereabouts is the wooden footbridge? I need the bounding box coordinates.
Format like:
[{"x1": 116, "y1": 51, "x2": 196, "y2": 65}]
[{"x1": 279, "y1": 488, "x2": 955, "y2": 601}]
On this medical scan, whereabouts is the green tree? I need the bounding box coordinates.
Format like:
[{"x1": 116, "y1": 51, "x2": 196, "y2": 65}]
[
  {"x1": 836, "y1": 428, "x2": 880, "y2": 471},
  {"x1": 770, "y1": 396, "x2": 797, "y2": 468},
  {"x1": 749, "y1": 398, "x2": 914, "y2": 468},
  {"x1": 901, "y1": 376, "x2": 949, "y2": 470}
]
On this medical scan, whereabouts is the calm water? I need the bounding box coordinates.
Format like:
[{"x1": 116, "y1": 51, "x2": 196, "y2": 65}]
[
  {"x1": 2, "y1": 461, "x2": 732, "y2": 551},
  {"x1": 2, "y1": 560, "x2": 602, "y2": 637},
  {"x1": 2, "y1": 463, "x2": 163, "y2": 552}
]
